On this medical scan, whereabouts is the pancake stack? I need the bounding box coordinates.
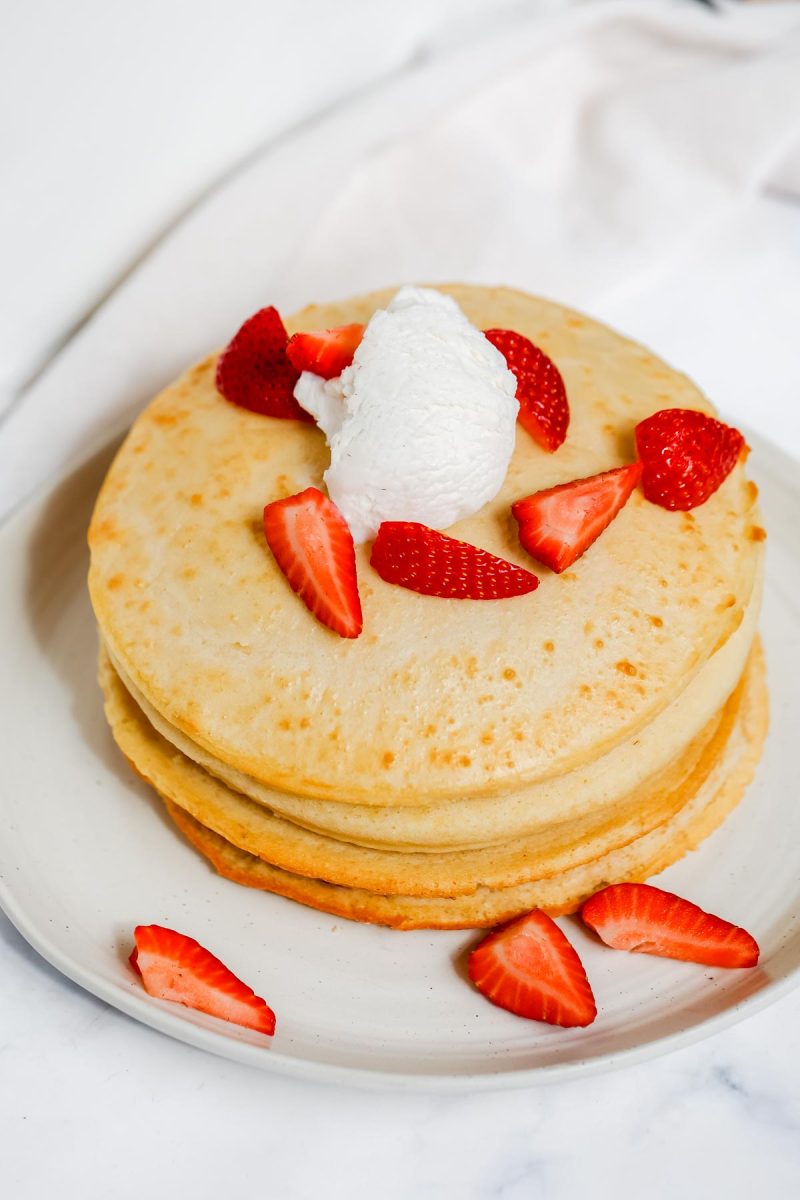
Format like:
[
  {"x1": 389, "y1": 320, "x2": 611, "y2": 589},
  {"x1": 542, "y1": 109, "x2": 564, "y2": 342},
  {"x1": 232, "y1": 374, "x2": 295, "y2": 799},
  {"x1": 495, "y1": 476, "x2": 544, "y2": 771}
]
[{"x1": 88, "y1": 286, "x2": 768, "y2": 929}]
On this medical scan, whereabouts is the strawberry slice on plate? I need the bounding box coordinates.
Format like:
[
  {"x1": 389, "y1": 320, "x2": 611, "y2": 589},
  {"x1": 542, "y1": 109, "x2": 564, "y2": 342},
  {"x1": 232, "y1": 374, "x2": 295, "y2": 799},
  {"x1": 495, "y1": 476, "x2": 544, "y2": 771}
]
[
  {"x1": 468, "y1": 910, "x2": 597, "y2": 1027},
  {"x1": 635, "y1": 408, "x2": 745, "y2": 511},
  {"x1": 581, "y1": 883, "x2": 759, "y2": 968},
  {"x1": 370, "y1": 521, "x2": 539, "y2": 600},
  {"x1": 484, "y1": 328, "x2": 569, "y2": 452},
  {"x1": 511, "y1": 462, "x2": 642, "y2": 573},
  {"x1": 264, "y1": 487, "x2": 363, "y2": 638},
  {"x1": 286, "y1": 323, "x2": 364, "y2": 380},
  {"x1": 215, "y1": 306, "x2": 311, "y2": 421},
  {"x1": 131, "y1": 925, "x2": 276, "y2": 1035}
]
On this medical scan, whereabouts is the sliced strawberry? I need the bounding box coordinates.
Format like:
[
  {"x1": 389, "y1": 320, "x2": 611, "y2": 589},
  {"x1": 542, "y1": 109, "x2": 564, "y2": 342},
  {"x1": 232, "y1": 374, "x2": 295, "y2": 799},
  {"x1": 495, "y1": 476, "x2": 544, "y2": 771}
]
[
  {"x1": 215, "y1": 306, "x2": 311, "y2": 421},
  {"x1": 484, "y1": 328, "x2": 569, "y2": 452},
  {"x1": 468, "y1": 910, "x2": 596, "y2": 1027},
  {"x1": 263, "y1": 487, "x2": 363, "y2": 638},
  {"x1": 132, "y1": 925, "x2": 276, "y2": 1034},
  {"x1": 512, "y1": 462, "x2": 642, "y2": 574},
  {"x1": 635, "y1": 408, "x2": 745, "y2": 511},
  {"x1": 286, "y1": 323, "x2": 364, "y2": 380},
  {"x1": 581, "y1": 883, "x2": 759, "y2": 968},
  {"x1": 371, "y1": 522, "x2": 539, "y2": 600}
]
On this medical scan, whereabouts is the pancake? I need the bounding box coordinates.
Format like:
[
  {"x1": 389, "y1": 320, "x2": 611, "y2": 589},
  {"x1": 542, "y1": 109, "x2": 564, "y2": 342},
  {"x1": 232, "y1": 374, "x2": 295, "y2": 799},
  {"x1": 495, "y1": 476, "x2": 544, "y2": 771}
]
[
  {"x1": 88, "y1": 286, "x2": 764, "y2": 807},
  {"x1": 87, "y1": 283, "x2": 768, "y2": 929},
  {"x1": 102, "y1": 571, "x2": 759, "y2": 852},
  {"x1": 158, "y1": 644, "x2": 767, "y2": 930},
  {"x1": 101, "y1": 646, "x2": 739, "y2": 896}
]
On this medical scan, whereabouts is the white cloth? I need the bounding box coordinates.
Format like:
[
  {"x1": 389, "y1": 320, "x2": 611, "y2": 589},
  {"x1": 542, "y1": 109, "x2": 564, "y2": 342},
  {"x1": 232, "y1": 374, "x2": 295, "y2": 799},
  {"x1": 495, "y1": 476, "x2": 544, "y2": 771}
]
[{"x1": 2, "y1": 0, "x2": 800, "y2": 521}]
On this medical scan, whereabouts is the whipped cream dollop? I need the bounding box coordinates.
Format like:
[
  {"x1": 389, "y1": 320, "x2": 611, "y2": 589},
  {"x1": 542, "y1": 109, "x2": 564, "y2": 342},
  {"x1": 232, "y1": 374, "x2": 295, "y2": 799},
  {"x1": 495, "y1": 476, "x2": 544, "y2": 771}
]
[{"x1": 294, "y1": 286, "x2": 519, "y2": 543}]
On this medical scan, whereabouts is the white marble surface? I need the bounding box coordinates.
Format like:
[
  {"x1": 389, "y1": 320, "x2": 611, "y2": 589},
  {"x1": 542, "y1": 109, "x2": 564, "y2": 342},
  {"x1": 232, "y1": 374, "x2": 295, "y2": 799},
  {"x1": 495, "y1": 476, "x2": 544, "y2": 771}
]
[{"x1": 3, "y1": 1, "x2": 800, "y2": 1195}]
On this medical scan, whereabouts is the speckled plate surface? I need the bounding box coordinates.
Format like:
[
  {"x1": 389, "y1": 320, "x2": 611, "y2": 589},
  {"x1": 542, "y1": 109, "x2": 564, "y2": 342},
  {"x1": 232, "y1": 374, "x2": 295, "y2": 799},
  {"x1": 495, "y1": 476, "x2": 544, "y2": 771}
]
[{"x1": 1, "y1": 432, "x2": 799, "y2": 1091}]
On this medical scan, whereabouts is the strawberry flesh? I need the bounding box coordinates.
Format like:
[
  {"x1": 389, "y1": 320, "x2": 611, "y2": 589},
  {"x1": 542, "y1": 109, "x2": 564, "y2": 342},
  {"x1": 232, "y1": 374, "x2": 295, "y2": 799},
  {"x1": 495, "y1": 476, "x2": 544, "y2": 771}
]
[
  {"x1": 132, "y1": 924, "x2": 276, "y2": 1034},
  {"x1": 286, "y1": 323, "x2": 364, "y2": 380},
  {"x1": 635, "y1": 408, "x2": 745, "y2": 511},
  {"x1": 371, "y1": 521, "x2": 539, "y2": 600},
  {"x1": 484, "y1": 328, "x2": 569, "y2": 452},
  {"x1": 215, "y1": 306, "x2": 311, "y2": 421},
  {"x1": 581, "y1": 883, "x2": 759, "y2": 968},
  {"x1": 264, "y1": 487, "x2": 363, "y2": 638},
  {"x1": 469, "y1": 909, "x2": 596, "y2": 1027},
  {"x1": 512, "y1": 462, "x2": 642, "y2": 573}
]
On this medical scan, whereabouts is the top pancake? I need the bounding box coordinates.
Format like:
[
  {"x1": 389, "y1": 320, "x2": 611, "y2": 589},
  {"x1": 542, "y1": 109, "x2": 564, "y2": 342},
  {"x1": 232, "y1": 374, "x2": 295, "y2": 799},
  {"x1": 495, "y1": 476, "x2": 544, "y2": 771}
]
[{"x1": 88, "y1": 285, "x2": 764, "y2": 804}]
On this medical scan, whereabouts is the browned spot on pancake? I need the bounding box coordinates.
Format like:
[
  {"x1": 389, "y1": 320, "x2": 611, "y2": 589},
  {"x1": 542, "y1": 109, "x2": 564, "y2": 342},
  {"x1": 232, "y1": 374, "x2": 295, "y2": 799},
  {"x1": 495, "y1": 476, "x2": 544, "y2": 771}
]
[
  {"x1": 746, "y1": 480, "x2": 759, "y2": 504},
  {"x1": 170, "y1": 625, "x2": 183, "y2": 637},
  {"x1": 216, "y1": 486, "x2": 231, "y2": 500},
  {"x1": 152, "y1": 410, "x2": 188, "y2": 427},
  {"x1": 278, "y1": 718, "x2": 291, "y2": 731},
  {"x1": 328, "y1": 730, "x2": 339, "y2": 742},
  {"x1": 616, "y1": 660, "x2": 638, "y2": 677},
  {"x1": 580, "y1": 684, "x2": 592, "y2": 695},
  {"x1": 561, "y1": 571, "x2": 578, "y2": 581},
  {"x1": 659, "y1": 578, "x2": 668, "y2": 588},
  {"x1": 138, "y1": 600, "x2": 151, "y2": 613},
  {"x1": 481, "y1": 731, "x2": 494, "y2": 745},
  {"x1": 89, "y1": 517, "x2": 118, "y2": 545},
  {"x1": 719, "y1": 594, "x2": 736, "y2": 610},
  {"x1": 478, "y1": 694, "x2": 494, "y2": 704},
  {"x1": 543, "y1": 641, "x2": 555, "y2": 653},
  {"x1": 190, "y1": 493, "x2": 203, "y2": 507},
  {"x1": 382, "y1": 751, "x2": 395, "y2": 768},
  {"x1": 748, "y1": 525, "x2": 766, "y2": 542},
  {"x1": 459, "y1": 755, "x2": 472, "y2": 767},
  {"x1": 273, "y1": 474, "x2": 297, "y2": 499},
  {"x1": 513, "y1": 731, "x2": 525, "y2": 742},
  {"x1": 503, "y1": 668, "x2": 517, "y2": 681},
  {"x1": 583, "y1": 620, "x2": 594, "y2": 634},
  {"x1": 423, "y1": 724, "x2": 437, "y2": 738},
  {"x1": 181, "y1": 567, "x2": 197, "y2": 580},
  {"x1": 299, "y1": 717, "x2": 310, "y2": 729},
  {"x1": 107, "y1": 574, "x2": 124, "y2": 591},
  {"x1": 566, "y1": 316, "x2": 585, "y2": 329},
  {"x1": 594, "y1": 638, "x2": 605, "y2": 650},
  {"x1": 648, "y1": 614, "x2": 664, "y2": 628}
]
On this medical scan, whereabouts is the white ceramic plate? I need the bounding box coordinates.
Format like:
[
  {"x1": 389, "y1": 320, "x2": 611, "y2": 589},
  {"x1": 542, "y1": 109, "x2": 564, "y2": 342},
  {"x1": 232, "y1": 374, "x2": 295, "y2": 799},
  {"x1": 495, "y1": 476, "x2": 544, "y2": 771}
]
[{"x1": 1, "y1": 432, "x2": 799, "y2": 1091}]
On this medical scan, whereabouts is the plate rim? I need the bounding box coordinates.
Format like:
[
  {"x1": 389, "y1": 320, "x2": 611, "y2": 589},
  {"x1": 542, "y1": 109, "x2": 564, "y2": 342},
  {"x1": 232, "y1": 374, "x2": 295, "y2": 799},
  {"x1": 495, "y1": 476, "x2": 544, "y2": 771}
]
[{"x1": 1, "y1": 425, "x2": 799, "y2": 1091}]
